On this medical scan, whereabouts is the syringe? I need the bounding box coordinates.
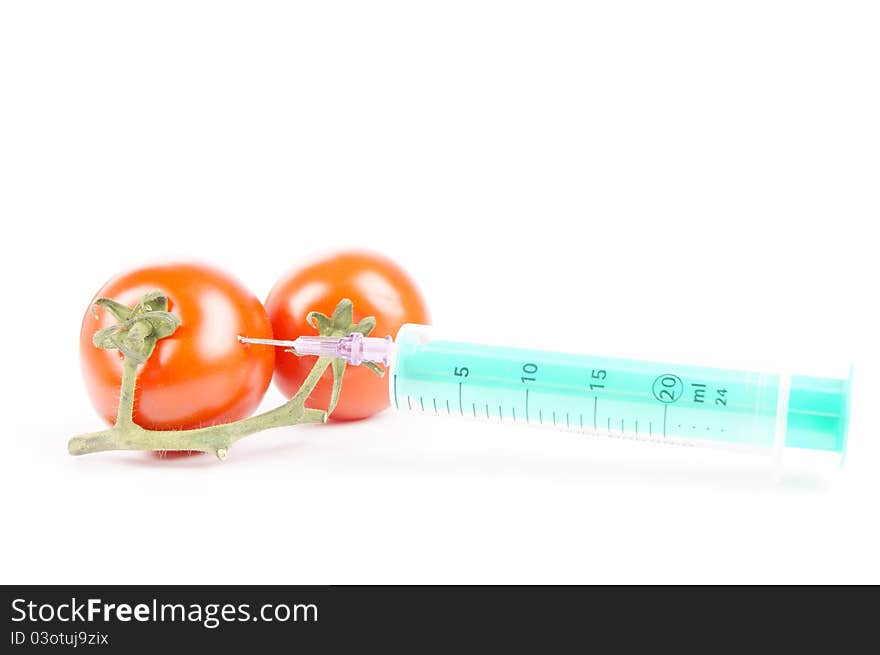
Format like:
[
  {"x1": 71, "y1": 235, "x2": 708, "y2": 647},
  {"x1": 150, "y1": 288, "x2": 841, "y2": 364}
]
[{"x1": 240, "y1": 325, "x2": 851, "y2": 460}]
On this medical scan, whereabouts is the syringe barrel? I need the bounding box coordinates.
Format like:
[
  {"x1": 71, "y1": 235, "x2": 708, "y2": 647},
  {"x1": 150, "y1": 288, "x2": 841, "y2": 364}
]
[{"x1": 388, "y1": 324, "x2": 851, "y2": 456}]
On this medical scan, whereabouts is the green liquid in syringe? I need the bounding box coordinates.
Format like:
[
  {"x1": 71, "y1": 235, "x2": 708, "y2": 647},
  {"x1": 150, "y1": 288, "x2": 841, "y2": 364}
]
[{"x1": 391, "y1": 327, "x2": 849, "y2": 455}]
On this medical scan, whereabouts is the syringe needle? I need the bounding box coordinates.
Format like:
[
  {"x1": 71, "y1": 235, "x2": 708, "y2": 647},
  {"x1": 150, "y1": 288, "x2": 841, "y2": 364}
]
[{"x1": 237, "y1": 336, "x2": 299, "y2": 348}]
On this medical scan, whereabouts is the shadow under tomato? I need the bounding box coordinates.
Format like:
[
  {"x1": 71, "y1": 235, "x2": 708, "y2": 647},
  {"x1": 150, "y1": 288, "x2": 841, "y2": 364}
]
[{"x1": 150, "y1": 450, "x2": 205, "y2": 459}]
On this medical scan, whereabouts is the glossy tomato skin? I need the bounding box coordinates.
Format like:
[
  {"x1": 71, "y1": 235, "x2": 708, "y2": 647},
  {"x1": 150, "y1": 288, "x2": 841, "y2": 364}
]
[
  {"x1": 80, "y1": 262, "x2": 275, "y2": 430},
  {"x1": 266, "y1": 251, "x2": 430, "y2": 420}
]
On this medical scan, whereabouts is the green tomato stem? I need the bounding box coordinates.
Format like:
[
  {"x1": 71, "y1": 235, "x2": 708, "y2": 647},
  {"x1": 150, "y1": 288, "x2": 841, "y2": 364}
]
[
  {"x1": 115, "y1": 357, "x2": 139, "y2": 428},
  {"x1": 68, "y1": 357, "x2": 332, "y2": 460}
]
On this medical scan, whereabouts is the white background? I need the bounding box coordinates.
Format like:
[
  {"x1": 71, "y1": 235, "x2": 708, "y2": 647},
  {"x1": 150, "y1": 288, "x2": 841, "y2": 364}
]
[{"x1": 1, "y1": 2, "x2": 877, "y2": 583}]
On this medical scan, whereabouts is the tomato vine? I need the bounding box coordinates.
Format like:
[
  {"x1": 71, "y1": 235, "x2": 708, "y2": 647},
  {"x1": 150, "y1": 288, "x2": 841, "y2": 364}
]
[{"x1": 68, "y1": 294, "x2": 381, "y2": 460}]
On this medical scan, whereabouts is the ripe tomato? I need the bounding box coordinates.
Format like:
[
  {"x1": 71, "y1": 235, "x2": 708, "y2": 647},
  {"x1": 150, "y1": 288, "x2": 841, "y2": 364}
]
[
  {"x1": 80, "y1": 262, "x2": 275, "y2": 430},
  {"x1": 266, "y1": 251, "x2": 430, "y2": 420}
]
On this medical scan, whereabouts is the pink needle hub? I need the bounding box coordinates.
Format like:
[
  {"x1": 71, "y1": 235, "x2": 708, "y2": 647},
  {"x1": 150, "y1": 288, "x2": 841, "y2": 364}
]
[{"x1": 238, "y1": 333, "x2": 393, "y2": 366}]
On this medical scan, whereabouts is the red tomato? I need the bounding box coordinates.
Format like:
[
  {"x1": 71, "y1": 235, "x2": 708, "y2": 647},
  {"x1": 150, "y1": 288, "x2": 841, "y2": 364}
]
[
  {"x1": 265, "y1": 251, "x2": 430, "y2": 420},
  {"x1": 80, "y1": 262, "x2": 275, "y2": 430}
]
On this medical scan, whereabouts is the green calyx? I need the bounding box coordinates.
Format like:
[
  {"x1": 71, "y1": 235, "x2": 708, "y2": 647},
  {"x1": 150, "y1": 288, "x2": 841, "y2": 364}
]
[
  {"x1": 305, "y1": 299, "x2": 385, "y2": 414},
  {"x1": 91, "y1": 291, "x2": 180, "y2": 364}
]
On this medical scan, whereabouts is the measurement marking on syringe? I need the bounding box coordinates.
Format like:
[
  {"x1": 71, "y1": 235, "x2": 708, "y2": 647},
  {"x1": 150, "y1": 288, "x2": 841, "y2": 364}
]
[
  {"x1": 472, "y1": 403, "x2": 477, "y2": 417},
  {"x1": 393, "y1": 375, "x2": 399, "y2": 410},
  {"x1": 485, "y1": 404, "x2": 490, "y2": 419},
  {"x1": 420, "y1": 397, "x2": 425, "y2": 412},
  {"x1": 433, "y1": 398, "x2": 438, "y2": 414},
  {"x1": 407, "y1": 396, "x2": 412, "y2": 410},
  {"x1": 593, "y1": 397, "x2": 598, "y2": 430},
  {"x1": 525, "y1": 389, "x2": 530, "y2": 423},
  {"x1": 662, "y1": 405, "x2": 668, "y2": 437},
  {"x1": 635, "y1": 420, "x2": 639, "y2": 434},
  {"x1": 499, "y1": 405, "x2": 503, "y2": 420},
  {"x1": 446, "y1": 399, "x2": 451, "y2": 415},
  {"x1": 458, "y1": 383, "x2": 463, "y2": 416}
]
